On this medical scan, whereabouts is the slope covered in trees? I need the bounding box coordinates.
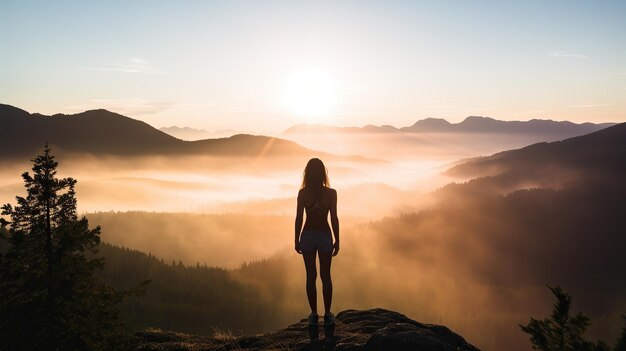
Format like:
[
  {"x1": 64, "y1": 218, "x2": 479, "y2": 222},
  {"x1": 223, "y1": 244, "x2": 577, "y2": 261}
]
[
  {"x1": 95, "y1": 243, "x2": 282, "y2": 334},
  {"x1": 447, "y1": 122, "x2": 626, "y2": 179}
]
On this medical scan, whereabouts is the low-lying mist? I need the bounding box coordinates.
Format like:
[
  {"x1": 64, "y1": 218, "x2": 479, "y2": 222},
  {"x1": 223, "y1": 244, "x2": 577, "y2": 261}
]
[
  {"x1": 4, "y1": 130, "x2": 534, "y2": 215},
  {"x1": 81, "y1": 169, "x2": 626, "y2": 351},
  {"x1": 280, "y1": 131, "x2": 572, "y2": 161},
  {"x1": 231, "y1": 175, "x2": 626, "y2": 351},
  {"x1": 3, "y1": 130, "x2": 624, "y2": 351},
  {"x1": 1, "y1": 150, "x2": 447, "y2": 215}
]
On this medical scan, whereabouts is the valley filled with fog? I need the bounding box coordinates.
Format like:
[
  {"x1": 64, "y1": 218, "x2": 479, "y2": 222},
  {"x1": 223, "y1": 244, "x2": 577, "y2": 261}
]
[{"x1": 1, "y1": 106, "x2": 624, "y2": 351}]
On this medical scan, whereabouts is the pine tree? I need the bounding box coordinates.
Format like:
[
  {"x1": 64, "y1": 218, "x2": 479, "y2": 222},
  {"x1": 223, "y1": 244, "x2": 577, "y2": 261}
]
[
  {"x1": 615, "y1": 315, "x2": 626, "y2": 351},
  {"x1": 0, "y1": 219, "x2": 7, "y2": 262},
  {"x1": 0, "y1": 145, "x2": 128, "y2": 351},
  {"x1": 520, "y1": 286, "x2": 609, "y2": 351}
]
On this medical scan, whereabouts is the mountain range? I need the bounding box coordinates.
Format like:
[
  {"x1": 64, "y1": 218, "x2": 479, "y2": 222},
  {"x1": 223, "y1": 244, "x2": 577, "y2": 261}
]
[
  {"x1": 282, "y1": 116, "x2": 615, "y2": 136},
  {"x1": 159, "y1": 126, "x2": 212, "y2": 141},
  {"x1": 1, "y1": 103, "x2": 618, "y2": 163},
  {"x1": 0, "y1": 104, "x2": 316, "y2": 159}
]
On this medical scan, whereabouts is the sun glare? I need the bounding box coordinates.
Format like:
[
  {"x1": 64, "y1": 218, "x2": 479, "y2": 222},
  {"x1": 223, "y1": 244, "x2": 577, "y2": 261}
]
[{"x1": 282, "y1": 67, "x2": 339, "y2": 121}]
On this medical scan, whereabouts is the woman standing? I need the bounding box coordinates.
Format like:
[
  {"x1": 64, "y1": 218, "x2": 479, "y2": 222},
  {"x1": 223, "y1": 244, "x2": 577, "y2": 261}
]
[{"x1": 295, "y1": 158, "x2": 340, "y2": 326}]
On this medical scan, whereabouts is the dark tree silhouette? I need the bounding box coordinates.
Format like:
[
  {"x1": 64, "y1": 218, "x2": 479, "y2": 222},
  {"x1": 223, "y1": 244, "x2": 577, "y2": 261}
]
[
  {"x1": 520, "y1": 286, "x2": 609, "y2": 351},
  {"x1": 615, "y1": 315, "x2": 626, "y2": 351},
  {"x1": 0, "y1": 145, "x2": 129, "y2": 351},
  {"x1": 0, "y1": 219, "x2": 6, "y2": 263}
]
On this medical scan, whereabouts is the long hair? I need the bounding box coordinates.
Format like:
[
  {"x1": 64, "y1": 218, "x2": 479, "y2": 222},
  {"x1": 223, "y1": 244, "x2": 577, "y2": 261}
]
[{"x1": 301, "y1": 158, "x2": 329, "y2": 189}]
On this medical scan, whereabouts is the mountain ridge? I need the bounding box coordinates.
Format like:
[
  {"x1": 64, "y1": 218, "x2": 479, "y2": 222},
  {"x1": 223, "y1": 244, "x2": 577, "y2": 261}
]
[
  {"x1": 158, "y1": 126, "x2": 239, "y2": 141},
  {"x1": 446, "y1": 122, "x2": 626, "y2": 179},
  {"x1": 282, "y1": 116, "x2": 615, "y2": 135},
  {"x1": 0, "y1": 104, "x2": 324, "y2": 160}
]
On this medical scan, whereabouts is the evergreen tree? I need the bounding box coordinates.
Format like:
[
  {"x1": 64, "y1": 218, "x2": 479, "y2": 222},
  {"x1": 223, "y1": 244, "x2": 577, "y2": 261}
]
[
  {"x1": 615, "y1": 315, "x2": 626, "y2": 351},
  {"x1": 0, "y1": 145, "x2": 128, "y2": 351},
  {"x1": 0, "y1": 219, "x2": 7, "y2": 262},
  {"x1": 520, "y1": 286, "x2": 609, "y2": 351}
]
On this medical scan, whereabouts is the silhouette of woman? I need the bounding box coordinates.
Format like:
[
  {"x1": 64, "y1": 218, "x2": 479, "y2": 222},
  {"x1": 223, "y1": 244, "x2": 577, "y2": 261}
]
[{"x1": 295, "y1": 158, "x2": 340, "y2": 327}]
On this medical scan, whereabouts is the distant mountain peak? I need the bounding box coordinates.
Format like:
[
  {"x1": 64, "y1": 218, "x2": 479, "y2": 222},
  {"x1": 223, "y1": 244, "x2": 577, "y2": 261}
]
[
  {"x1": 161, "y1": 126, "x2": 209, "y2": 133},
  {"x1": 404, "y1": 117, "x2": 452, "y2": 131},
  {"x1": 463, "y1": 115, "x2": 495, "y2": 121},
  {"x1": 422, "y1": 117, "x2": 448, "y2": 122},
  {"x1": 459, "y1": 116, "x2": 501, "y2": 126},
  {"x1": 159, "y1": 126, "x2": 239, "y2": 140},
  {"x1": 84, "y1": 108, "x2": 112, "y2": 113}
]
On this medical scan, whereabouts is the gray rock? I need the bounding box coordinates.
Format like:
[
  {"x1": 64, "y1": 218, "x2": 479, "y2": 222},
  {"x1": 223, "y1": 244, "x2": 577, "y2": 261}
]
[{"x1": 133, "y1": 308, "x2": 480, "y2": 351}]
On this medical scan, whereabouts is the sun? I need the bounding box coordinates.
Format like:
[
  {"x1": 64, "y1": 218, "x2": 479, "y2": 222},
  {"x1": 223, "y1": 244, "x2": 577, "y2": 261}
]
[{"x1": 282, "y1": 67, "x2": 339, "y2": 121}]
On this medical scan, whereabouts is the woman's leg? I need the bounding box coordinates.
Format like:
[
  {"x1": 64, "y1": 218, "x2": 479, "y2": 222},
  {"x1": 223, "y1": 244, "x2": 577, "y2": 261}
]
[
  {"x1": 318, "y1": 251, "x2": 333, "y2": 314},
  {"x1": 302, "y1": 250, "x2": 318, "y2": 314}
]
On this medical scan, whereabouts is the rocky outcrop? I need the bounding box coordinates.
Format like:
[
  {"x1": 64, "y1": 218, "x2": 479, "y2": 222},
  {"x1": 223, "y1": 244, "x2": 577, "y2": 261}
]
[{"x1": 133, "y1": 308, "x2": 479, "y2": 351}]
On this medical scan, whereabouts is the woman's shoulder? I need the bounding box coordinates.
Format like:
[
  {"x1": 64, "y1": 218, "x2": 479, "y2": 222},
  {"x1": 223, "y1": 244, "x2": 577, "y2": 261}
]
[{"x1": 299, "y1": 186, "x2": 336, "y2": 195}]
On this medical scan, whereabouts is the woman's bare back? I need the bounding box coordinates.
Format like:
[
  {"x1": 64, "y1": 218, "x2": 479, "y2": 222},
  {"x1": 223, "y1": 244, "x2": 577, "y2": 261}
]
[{"x1": 299, "y1": 187, "x2": 335, "y2": 233}]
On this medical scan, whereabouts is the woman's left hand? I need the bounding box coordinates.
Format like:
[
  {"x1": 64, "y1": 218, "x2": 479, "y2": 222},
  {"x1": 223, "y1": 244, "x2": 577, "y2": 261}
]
[{"x1": 332, "y1": 241, "x2": 340, "y2": 256}]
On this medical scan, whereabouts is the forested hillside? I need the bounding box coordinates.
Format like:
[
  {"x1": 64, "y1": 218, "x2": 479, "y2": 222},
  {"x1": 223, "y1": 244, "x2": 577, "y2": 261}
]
[{"x1": 95, "y1": 243, "x2": 284, "y2": 334}]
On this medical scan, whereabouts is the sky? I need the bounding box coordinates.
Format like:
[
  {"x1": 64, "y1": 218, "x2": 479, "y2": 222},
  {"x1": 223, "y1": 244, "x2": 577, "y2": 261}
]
[{"x1": 1, "y1": 0, "x2": 625, "y2": 134}]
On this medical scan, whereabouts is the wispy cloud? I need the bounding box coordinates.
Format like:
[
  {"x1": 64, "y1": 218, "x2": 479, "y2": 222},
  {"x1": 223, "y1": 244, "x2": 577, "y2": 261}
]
[
  {"x1": 77, "y1": 57, "x2": 168, "y2": 74},
  {"x1": 549, "y1": 51, "x2": 588, "y2": 58},
  {"x1": 569, "y1": 103, "x2": 613, "y2": 108}
]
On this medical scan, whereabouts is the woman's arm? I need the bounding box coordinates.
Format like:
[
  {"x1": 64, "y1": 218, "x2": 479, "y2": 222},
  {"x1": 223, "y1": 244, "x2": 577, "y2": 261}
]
[
  {"x1": 330, "y1": 188, "x2": 340, "y2": 256},
  {"x1": 294, "y1": 189, "x2": 304, "y2": 254}
]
